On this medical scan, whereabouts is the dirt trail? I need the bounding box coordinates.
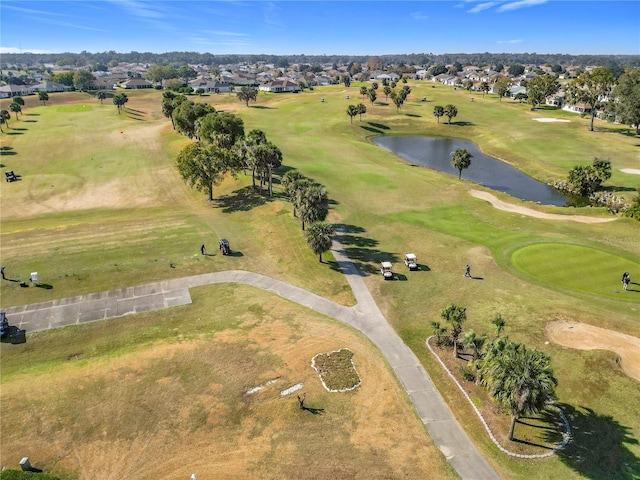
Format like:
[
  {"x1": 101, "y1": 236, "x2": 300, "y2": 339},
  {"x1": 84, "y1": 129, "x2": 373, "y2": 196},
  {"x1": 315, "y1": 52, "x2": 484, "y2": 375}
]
[{"x1": 545, "y1": 320, "x2": 640, "y2": 382}]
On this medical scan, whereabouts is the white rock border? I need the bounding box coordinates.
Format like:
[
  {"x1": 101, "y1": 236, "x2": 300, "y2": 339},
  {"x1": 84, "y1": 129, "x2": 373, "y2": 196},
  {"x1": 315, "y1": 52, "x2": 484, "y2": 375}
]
[
  {"x1": 311, "y1": 347, "x2": 362, "y2": 393},
  {"x1": 426, "y1": 336, "x2": 571, "y2": 458},
  {"x1": 280, "y1": 383, "x2": 304, "y2": 396}
]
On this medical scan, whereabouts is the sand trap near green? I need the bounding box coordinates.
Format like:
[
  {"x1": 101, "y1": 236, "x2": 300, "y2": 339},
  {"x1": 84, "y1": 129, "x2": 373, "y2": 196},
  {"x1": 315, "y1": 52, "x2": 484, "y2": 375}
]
[{"x1": 512, "y1": 243, "x2": 640, "y2": 300}]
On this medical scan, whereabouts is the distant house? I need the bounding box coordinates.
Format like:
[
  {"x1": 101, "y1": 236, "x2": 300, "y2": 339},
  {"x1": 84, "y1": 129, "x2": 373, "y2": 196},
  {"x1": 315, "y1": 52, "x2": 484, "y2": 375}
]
[
  {"x1": 259, "y1": 79, "x2": 300, "y2": 93},
  {"x1": 120, "y1": 78, "x2": 153, "y2": 89},
  {"x1": 507, "y1": 85, "x2": 527, "y2": 99},
  {"x1": 190, "y1": 78, "x2": 231, "y2": 93},
  {"x1": 415, "y1": 69, "x2": 428, "y2": 80},
  {"x1": 31, "y1": 81, "x2": 72, "y2": 93},
  {"x1": 563, "y1": 102, "x2": 591, "y2": 114},
  {"x1": 0, "y1": 84, "x2": 33, "y2": 98}
]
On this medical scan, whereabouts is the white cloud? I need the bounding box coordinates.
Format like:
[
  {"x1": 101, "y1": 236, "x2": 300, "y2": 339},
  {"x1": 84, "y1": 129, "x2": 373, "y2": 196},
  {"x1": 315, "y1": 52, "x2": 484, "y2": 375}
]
[
  {"x1": 202, "y1": 30, "x2": 249, "y2": 37},
  {"x1": 497, "y1": 39, "x2": 523, "y2": 44},
  {"x1": 497, "y1": 0, "x2": 548, "y2": 12},
  {"x1": 468, "y1": 2, "x2": 498, "y2": 14},
  {"x1": 411, "y1": 11, "x2": 430, "y2": 20}
]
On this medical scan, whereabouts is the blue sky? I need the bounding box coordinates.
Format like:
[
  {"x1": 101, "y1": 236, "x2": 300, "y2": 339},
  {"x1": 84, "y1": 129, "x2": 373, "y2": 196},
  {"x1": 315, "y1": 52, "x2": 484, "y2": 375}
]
[{"x1": 1, "y1": 1, "x2": 639, "y2": 56}]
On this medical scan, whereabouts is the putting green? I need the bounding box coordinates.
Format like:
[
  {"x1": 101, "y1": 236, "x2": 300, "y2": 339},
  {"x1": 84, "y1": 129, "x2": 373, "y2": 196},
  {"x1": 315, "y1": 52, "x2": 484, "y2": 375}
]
[{"x1": 512, "y1": 243, "x2": 640, "y2": 300}]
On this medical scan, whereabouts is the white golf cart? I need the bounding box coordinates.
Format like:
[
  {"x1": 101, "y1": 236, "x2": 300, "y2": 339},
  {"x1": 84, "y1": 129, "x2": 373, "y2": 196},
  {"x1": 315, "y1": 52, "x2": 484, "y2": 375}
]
[
  {"x1": 380, "y1": 261, "x2": 393, "y2": 280},
  {"x1": 404, "y1": 253, "x2": 418, "y2": 271}
]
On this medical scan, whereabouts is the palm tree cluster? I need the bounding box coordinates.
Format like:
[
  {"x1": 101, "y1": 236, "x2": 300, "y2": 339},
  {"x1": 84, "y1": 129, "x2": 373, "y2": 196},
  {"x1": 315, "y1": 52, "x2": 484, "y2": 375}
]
[
  {"x1": 282, "y1": 170, "x2": 333, "y2": 262},
  {"x1": 432, "y1": 307, "x2": 557, "y2": 442}
]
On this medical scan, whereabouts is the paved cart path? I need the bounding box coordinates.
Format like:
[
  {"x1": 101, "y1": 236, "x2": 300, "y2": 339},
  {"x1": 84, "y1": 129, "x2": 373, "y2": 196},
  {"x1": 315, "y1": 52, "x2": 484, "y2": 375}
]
[{"x1": 3, "y1": 233, "x2": 499, "y2": 480}]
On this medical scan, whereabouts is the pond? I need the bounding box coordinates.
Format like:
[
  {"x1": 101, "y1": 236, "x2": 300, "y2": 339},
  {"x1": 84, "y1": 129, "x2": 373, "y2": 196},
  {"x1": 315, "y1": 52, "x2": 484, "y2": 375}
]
[{"x1": 373, "y1": 136, "x2": 569, "y2": 206}]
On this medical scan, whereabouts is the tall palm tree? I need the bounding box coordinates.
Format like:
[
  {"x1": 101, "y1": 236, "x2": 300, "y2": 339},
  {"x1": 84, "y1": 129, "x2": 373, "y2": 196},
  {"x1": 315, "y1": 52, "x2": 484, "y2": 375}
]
[
  {"x1": 443, "y1": 104, "x2": 458, "y2": 124},
  {"x1": 282, "y1": 170, "x2": 306, "y2": 211},
  {"x1": 450, "y1": 148, "x2": 473, "y2": 179},
  {"x1": 433, "y1": 105, "x2": 444, "y2": 123},
  {"x1": 346, "y1": 104, "x2": 358, "y2": 124},
  {"x1": 253, "y1": 142, "x2": 282, "y2": 196},
  {"x1": 38, "y1": 92, "x2": 49, "y2": 106},
  {"x1": 298, "y1": 185, "x2": 329, "y2": 231},
  {"x1": 0, "y1": 110, "x2": 10, "y2": 129},
  {"x1": 9, "y1": 102, "x2": 22, "y2": 120},
  {"x1": 478, "y1": 340, "x2": 557, "y2": 440},
  {"x1": 440, "y1": 304, "x2": 467, "y2": 357},
  {"x1": 491, "y1": 314, "x2": 506, "y2": 337},
  {"x1": 305, "y1": 222, "x2": 335, "y2": 262}
]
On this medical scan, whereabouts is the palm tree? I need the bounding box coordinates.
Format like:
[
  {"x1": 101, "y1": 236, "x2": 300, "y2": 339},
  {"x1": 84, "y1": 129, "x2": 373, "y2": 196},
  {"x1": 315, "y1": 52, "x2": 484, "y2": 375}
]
[
  {"x1": 0, "y1": 110, "x2": 10, "y2": 129},
  {"x1": 253, "y1": 141, "x2": 282, "y2": 196},
  {"x1": 305, "y1": 222, "x2": 335, "y2": 262},
  {"x1": 450, "y1": 148, "x2": 473, "y2": 179},
  {"x1": 290, "y1": 178, "x2": 312, "y2": 218},
  {"x1": 440, "y1": 304, "x2": 467, "y2": 357},
  {"x1": 481, "y1": 82, "x2": 490, "y2": 97},
  {"x1": 282, "y1": 170, "x2": 306, "y2": 212},
  {"x1": 97, "y1": 91, "x2": 107, "y2": 104},
  {"x1": 430, "y1": 321, "x2": 448, "y2": 346},
  {"x1": 383, "y1": 85, "x2": 392, "y2": 100},
  {"x1": 463, "y1": 79, "x2": 473, "y2": 91},
  {"x1": 356, "y1": 103, "x2": 366, "y2": 121},
  {"x1": 359, "y1": 86, "x2": 368, "y2": 100},
  {"x1": 346, "y1": 104, "x2": 358, "y2": 124},
  {"x1": 298, "y1": 184, "x2": 329, "y2": 231},
  {"x1": 9, "y1": 102, "x2": 22, "y2": 120},
  {"x1": 433, "y1": 105, "x2": 444, "y2": 123},
  {"x1": 38, "y1": 92, "x2": 49, "y2": 106},
  {"x1": 113, "y1": 92, "x2": 128, "y2": 114},
  {"x1": 461, "y1": 329, "x2": 487, "y2": 361},
  {"x1": 480, "y1": 341, "x2": 557, "y2": 440},
  {"x1": 443, "y1": 104, "x2": 458, "y2": 124},
  {"x1": 491, "y1": 314, "x2": 506, "y2": 337}
]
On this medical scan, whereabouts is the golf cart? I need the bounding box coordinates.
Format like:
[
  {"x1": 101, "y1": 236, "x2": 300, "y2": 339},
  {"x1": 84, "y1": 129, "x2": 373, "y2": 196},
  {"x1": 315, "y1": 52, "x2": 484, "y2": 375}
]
[
  {"x1": 5, "y1": 170, "x2": 17, "y2": 182},
  {"x1": 1, "y1": 312, "x2": 26, "y2": 344},
  {"x1": 219, "y1": 239, "x2": 231, "y2": 255},
  {"x1": 380, "y1": 261, "x2": 393, "y2": 280},
  {"x1": 404, "y1": 253, "x2": 418, "y2": 271}
]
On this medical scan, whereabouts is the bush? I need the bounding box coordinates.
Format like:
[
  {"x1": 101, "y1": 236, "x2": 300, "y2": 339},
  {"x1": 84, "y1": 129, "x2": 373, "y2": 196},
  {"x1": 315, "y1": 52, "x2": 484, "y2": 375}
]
[{"x1": 460, "y1": 364, "x2": 476, "y2": 382}]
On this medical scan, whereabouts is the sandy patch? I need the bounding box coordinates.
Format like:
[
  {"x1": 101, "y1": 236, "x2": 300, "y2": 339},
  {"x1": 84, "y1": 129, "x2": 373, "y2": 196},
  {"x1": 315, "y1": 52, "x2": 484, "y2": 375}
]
[
  {"x1": 533, "y1": 118, "x2": 571, "y2": 123},
  {"x1": 545, "y1": 321, "x2": 640, "y2": 382},
  {"x1": 620, "y1": 168, "x2": 640, "y2": 175},
  {"x1": 469, "y1": 189, "x2": 615, "y2": 223}
]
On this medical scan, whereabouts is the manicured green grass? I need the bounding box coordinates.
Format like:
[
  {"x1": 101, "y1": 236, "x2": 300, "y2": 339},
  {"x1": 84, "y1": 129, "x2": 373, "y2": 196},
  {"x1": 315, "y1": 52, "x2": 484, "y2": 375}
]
[
  {"x1": 512, "y1": 243, "x2": 640, "y2": 299},
  {"x1": 2, "y1": 84, "x2": 639, "y2": 479}
]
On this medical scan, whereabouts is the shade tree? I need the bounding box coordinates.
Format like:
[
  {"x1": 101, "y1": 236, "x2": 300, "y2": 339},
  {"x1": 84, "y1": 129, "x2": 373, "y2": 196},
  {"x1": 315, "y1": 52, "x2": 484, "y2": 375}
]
[
  {"x1": 443, "y1": 104, "x2": 458, "y2": 124},
  {"x1": 566, "y1": 67, "x2": 614, "y2": 131}
]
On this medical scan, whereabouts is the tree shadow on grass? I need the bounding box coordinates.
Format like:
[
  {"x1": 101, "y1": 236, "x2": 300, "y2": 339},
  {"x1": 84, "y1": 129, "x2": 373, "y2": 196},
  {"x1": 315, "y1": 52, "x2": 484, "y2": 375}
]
[
  {"x1": 406, "y1": 113, "x2": 421, "y2": 117},
  {"x1": 545, "y1": 404, "x2": 639, "y2": 479},
  {"x1": 331, "y1": 223, "x2": 399, "y2": 275},
  {"x1": 251, "y1": 105, "x2": 277, "y2": 109},
  {"x1": 451, "y1": 121, "x2": 475, "y2": 127},
  {"x1": 5, "y1": 131, "x2": 24, "y2": 136},
  {"x1": 0, "y1": 147, "x2": 16, "y2": 156},
  {"x1": 216, "y1": 185, "x2": 270, "y2": 213},
  {"x1": 361, "y1": 125, "x2": 383, "y2": 134},
  {"x1": 368, "y1": 122, "x2": 390, "y2": 130}
]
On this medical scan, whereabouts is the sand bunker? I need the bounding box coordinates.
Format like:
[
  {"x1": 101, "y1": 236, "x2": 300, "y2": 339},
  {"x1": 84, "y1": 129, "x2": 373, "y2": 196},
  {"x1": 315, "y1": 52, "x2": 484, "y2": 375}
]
[
  {"x1": 469, "y1": 190, "x2": 615, "y2": 223},
  {"x1": 620, "y1": 168, "x2": 640, "y2": 175},
  {"x1": 533, "y1": 118, "x2": 571, "y2": 123},
  {"x1": 546, "y1": 321, "x2": 640, "y2": 382}
]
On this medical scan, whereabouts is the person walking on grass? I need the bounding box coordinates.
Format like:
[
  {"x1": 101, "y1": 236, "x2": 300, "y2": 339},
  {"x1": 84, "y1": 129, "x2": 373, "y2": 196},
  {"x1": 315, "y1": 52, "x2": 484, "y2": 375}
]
[
  {"x1": 623, "y1": 272, "x2": 631, "y2": 291},
  {"x1": 464, "y1": 264, "x2": 471, "y2": 278},
  {"x1": 201, "y1": 244, "x2": 206, "y2": 255},
  {"x1": 1, "y1": 266, "x2": 5, "y2": 280}
]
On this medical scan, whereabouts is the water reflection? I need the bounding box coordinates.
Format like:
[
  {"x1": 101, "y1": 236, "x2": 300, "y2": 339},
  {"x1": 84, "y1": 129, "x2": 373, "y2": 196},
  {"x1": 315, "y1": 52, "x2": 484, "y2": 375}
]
[{"x1": 373, "y1": 135, "x2": 569, "y2": 206}]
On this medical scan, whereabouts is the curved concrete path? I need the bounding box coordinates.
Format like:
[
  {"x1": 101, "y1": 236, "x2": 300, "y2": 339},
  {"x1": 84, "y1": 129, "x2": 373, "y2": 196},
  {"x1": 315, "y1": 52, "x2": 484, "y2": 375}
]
[{"x1": 3, "y1": 237, "x2": 499, "y2": 480}]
